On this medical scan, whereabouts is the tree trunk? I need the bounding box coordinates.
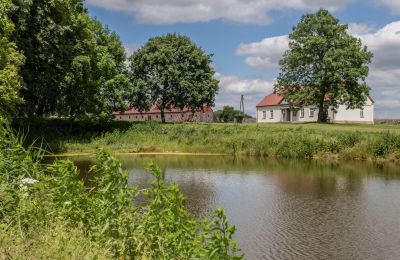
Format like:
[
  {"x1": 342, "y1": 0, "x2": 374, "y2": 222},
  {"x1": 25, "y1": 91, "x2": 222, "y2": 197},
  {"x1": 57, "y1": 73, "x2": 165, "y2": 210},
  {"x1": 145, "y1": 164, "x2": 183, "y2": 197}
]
[
  {"x1": 160, "y1": 108, "x2": 165, "y2": 123},
  {"x1": 317, "y1": 95, "x2": 328, "y2": 123}
]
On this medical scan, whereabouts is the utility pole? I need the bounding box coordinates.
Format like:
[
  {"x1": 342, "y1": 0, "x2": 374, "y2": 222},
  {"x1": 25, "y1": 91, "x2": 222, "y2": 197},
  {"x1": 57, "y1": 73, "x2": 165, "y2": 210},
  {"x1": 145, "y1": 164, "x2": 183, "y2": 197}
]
[{"x1": 239, "y1": 94, "x2": 244, "y2": 114}]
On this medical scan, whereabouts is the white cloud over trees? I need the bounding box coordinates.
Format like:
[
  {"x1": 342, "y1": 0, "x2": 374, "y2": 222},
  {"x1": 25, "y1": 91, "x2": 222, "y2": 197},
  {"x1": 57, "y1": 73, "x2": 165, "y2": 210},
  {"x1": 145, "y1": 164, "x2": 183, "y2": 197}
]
[{"x1": 87, "y1": 0, "x2": 354, "y2": 24}]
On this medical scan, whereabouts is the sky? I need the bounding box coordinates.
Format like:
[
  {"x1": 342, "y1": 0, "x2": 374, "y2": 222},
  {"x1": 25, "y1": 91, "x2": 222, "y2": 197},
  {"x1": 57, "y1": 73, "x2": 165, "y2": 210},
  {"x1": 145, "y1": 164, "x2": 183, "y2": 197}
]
[{"x1": 85, "y1": 0, "x2": 400, "y2": 118}]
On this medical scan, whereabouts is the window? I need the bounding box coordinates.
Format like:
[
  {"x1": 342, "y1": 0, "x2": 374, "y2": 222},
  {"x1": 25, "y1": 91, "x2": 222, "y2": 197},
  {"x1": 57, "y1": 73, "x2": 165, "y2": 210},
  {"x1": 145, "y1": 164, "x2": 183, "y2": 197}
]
[
  {"x1": 310, "y1": 109, "x2": 315, "y2": 118},
  {"x1": 170, "y1": 115, "x2": 173, "y2": 118},
  {"x1": 270, "y1": 110, "x2": 274, "y2": 119},
  {"x1": 360, "y1": 109, "x2": 364, "y2": 118},
  {"x1": 262, "y1": 111, "x2": 266, "y2": 119},
  {"x1": 300, "y1": 109, "x2": 305, "y2": 118}
]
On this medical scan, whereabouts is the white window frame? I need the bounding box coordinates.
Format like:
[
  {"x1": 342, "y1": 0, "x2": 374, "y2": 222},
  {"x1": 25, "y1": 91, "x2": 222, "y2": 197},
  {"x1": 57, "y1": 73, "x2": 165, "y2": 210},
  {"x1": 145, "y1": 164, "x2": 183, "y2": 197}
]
[
  {"x1": 300, "y1": 109, "x2": 305, "y2": 118},
  {"x1": 360, "y1": 109, "x2": 364, "y2": 118},
  {"x1": 310, "y1": 108, "x2": 315, "y2": 118},
  {"x1": 270, "y1": 110, "x2": 274, "y2": 119},
  {"x1": 262, "y1": 111, "x2": 266, "y2": 119}
]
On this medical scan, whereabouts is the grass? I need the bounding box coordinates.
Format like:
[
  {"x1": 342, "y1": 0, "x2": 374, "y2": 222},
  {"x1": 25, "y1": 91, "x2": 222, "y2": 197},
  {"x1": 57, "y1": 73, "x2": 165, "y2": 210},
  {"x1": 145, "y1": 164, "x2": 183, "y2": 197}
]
[
  {"x1": 16, "y1": 119, "x2": 400, "y2": 163},
  {"x1": 0, "y1": 222, "x2": 112, "y2": 259}
]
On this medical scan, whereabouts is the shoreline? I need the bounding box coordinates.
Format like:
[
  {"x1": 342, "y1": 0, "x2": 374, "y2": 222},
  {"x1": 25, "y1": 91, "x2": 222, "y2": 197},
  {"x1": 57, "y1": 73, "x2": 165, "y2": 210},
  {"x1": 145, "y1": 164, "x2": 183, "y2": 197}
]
[{"x1": 45, "y1": 151, "x2": 228, "y2": 157}]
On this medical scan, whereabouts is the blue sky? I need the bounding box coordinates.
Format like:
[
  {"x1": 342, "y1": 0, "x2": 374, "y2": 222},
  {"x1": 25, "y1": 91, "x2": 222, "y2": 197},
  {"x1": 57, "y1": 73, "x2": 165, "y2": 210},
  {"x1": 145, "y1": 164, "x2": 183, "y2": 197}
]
[{"x1": 85, "y1": 0, "x2": 400, "y2": 118}]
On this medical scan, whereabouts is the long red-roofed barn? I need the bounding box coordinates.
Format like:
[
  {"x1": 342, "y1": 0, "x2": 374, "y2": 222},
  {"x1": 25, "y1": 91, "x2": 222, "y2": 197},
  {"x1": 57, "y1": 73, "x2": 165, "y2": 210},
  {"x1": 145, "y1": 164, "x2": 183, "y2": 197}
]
[
  {"x1": 113, "y1": 105, "x2": 213, "y2": 123},
  {"x1": 256, "y1": 92, "x2": 374, "y2": 124}
]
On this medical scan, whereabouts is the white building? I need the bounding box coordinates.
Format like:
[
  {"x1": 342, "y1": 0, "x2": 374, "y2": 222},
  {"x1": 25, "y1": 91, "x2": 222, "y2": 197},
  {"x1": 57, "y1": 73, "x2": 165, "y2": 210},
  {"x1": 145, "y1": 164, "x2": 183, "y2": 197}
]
[{"x1": 256, "y1": 92, "x2": 374, "y2": 124}]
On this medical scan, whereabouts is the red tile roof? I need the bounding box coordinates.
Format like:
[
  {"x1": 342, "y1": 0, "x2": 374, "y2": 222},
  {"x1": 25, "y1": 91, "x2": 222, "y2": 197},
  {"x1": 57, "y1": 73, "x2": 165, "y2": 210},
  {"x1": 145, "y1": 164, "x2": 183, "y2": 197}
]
[
  {"x1": 113, "y1": 104, "x2": 213, "y2": 115},
  {"x1": 257, "y1": 92, "x2": 375, "y2": 107},
  {"x1": 256, "y1": 92, "x2": 284, "y2": 107}
]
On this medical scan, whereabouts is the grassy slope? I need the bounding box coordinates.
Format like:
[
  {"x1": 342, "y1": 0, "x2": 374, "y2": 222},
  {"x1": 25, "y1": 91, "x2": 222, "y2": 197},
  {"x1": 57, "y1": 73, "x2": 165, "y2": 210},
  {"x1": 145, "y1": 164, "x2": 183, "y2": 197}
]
[{"x1": 31, "y1": 120, "x2": 400, "y2": 163}]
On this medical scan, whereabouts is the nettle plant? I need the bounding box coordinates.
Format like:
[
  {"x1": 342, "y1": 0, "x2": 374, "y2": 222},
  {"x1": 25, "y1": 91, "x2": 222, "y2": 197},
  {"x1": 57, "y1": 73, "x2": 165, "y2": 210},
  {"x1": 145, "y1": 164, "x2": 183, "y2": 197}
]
[{"x1": 0, "y1": 116, "x2": 242, "y2": 259}]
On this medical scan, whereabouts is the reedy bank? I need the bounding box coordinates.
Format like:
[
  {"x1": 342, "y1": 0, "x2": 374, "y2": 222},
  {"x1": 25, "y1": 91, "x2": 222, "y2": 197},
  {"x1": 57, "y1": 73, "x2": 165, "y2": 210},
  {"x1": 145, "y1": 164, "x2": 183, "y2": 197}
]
[{"x1": 0, "y1": 117, "x2": 242, "y2": 259}]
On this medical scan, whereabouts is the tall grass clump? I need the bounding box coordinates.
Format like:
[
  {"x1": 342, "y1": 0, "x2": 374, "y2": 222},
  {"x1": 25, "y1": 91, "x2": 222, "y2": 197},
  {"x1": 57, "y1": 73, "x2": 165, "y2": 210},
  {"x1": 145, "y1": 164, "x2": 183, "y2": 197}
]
[{"x1": 0, "y1": 117, "x2": 242, "y2": 259}]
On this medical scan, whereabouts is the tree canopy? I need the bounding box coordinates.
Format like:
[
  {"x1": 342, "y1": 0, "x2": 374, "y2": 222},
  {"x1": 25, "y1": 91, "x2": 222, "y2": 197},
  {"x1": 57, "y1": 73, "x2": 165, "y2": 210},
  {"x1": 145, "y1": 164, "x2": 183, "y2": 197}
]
[
  {"x1": 0, "y1": 0, "x2": 24, "y2": 115},
  {"x1": 275, "y1": 9, "x2": 373, "y2": 122},
  {"x1": 10, "y1": 0, "x2": 129, "y2": 120},
  {"x1": 128, "y1": 33, "x2": 219, "y2": 123},
  {"x1": 213, "y1": 106, "x2": 251, "y2": 123}
]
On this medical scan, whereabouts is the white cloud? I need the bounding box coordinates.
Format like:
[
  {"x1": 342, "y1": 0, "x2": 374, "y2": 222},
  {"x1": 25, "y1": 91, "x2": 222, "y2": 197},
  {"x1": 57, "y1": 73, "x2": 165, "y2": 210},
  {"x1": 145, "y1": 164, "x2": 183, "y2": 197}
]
[
  {"x1": 378, "y1": 0, "x2": 400, "y2": 14},
  {"x1": 236, "y1": 21, "x2": 400, "y2": 118},
  {"x1": 236, "y1": 35, "x2": 289, "y2": 71},
  {"x1": 87, "y1": 0, "x2": 353, "y2": 25},
  {"x1": 347, "y1": 23, "x2": 376, "y2": 35},
  {"x1": 214, "y1": 73, "x2": 274, "y2": 115},
  {"x1": 124, "y1": 44, "x2": 140, "y2": 57}
]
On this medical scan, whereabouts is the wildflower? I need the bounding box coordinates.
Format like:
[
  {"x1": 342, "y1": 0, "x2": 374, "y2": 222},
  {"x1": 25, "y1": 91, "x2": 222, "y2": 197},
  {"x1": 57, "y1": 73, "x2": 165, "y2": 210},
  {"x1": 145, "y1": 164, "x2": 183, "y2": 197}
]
[{"x1": 21, "y1": 178, "x2": 38, "y2": 185}]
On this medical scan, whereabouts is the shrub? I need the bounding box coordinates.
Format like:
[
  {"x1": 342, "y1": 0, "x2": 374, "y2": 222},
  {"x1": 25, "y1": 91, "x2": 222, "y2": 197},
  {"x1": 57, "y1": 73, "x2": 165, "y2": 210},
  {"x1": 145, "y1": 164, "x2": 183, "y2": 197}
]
[{"x1": 0, "y1": 117, "x2": 243, "y2": 259}]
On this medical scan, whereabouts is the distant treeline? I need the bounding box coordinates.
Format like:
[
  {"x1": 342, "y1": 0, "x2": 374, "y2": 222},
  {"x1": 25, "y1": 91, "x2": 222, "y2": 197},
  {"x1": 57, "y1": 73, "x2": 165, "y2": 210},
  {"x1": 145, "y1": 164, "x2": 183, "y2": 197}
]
[{"x1": 375, "y1": 119, "x2": 400, "y2": 124}]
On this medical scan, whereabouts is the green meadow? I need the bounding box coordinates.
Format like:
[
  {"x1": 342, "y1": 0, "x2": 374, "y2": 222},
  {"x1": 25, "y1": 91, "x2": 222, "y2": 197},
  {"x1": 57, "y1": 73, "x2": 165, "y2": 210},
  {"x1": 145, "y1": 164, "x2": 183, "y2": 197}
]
[{"x1": 22, "y1": 120, "x2": 400, "y2": 163}]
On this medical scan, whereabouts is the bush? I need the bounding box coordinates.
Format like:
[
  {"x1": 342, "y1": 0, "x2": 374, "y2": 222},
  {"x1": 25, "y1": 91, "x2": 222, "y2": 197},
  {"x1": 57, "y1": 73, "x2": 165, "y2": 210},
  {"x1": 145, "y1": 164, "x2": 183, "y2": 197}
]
[{"x1": 0, "y1": 117, "x2": 243, "y2": 259}]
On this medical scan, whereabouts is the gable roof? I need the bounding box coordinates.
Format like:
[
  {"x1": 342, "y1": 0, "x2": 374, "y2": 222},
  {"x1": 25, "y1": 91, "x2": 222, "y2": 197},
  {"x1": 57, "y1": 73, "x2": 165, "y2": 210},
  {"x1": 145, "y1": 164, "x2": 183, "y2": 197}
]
[
  {"x1": 257, "y1": 91, "x2": 375, "y2": 107},
  {"x1": 256, "y1": 92, "x2": 284, "y2": 107}
]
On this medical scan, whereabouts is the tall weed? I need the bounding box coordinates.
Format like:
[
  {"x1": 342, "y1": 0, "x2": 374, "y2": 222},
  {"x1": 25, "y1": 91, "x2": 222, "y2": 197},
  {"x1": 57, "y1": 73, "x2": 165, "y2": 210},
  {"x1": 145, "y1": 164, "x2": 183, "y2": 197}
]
[{"x1": 0, "y1": 117, "x2": 243, "y2": 259}]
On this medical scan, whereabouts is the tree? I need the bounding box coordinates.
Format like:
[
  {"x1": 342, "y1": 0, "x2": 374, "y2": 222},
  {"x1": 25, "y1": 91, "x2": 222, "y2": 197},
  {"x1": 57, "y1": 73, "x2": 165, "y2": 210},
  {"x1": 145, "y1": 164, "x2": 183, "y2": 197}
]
[
  {"x1": 10, "y1": 0, "x2": 129, "y2": 120},
  {"x1": 59, "y1": 18, "x2": 130, "y2": 120},
  {"x1": 275, "y1": 9, "x2": 373, "y2": 122},
  {"x1": 128, "y1": 34, "x2": 219, "y2": 123},
  {"x1": 0, "y1": 0, "x2": 24, "y2": 115},
  {"x1": 213, "y1": 106, "x2": 251, "y2": 123}
]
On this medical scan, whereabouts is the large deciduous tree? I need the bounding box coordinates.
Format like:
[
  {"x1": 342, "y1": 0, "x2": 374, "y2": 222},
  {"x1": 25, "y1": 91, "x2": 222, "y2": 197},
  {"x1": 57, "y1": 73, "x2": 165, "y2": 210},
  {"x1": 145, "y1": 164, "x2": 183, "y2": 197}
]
[
  {"x1": 128, "y1": 34, "x2": 219, "y2": 123},
  {"x1": 10, "y1": 0, "x2": 129, "y2": 120},
  {"x1": 275, "y1": 9, "x2": 373, "y2": 122},
  {"x1": 0, "y1": 0, "x2": 24, "y2": 115}
]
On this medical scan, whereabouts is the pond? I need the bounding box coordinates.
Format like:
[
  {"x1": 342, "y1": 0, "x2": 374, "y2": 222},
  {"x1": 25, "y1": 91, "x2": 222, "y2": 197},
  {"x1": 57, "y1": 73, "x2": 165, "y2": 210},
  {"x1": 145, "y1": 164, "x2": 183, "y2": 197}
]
[{"x1": 70, "y1": 155, "x2": 400, "y2": 259}]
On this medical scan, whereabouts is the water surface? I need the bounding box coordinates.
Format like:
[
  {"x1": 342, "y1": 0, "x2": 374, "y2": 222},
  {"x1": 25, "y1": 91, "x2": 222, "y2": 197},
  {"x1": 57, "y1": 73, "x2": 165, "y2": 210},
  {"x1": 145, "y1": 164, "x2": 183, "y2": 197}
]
[{"x1": 71, "y1": 155, "x2": 400, "y2": 260}]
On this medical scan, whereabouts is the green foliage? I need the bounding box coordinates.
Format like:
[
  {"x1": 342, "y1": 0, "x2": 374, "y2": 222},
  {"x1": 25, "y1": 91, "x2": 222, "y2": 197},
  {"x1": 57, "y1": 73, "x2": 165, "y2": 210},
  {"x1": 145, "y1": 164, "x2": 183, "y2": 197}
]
[
  {"x1": 23, "y1": 120, "x2": 400, "y2": 163},
  {"x1": 129, "y1": 33, "x2": 219, "y2": 122},
  {"x1": 0, "y1": 116, "x2": 242, "y2": 258},
  {"x1": 276, "y1": 9, "x2": 373, "y2": 122},
  {"x1": 10, "y1": 0, "x2": 130, "y2": 119},
  {"x1": 0, "y1": 0, "x2": 24, "y2": 115},
  {"x1": 214, "y1": 106, "x2": 251, "y2": 123}
]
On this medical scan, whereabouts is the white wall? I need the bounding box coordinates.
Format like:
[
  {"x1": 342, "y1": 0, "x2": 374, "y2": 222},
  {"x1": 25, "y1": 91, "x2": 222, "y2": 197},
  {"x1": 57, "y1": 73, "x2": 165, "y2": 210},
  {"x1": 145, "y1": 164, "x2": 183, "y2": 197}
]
[
  {"x1": 257, "y1": 106, "x2": 282, "y2": 123},
  {"x1": 333, "y1": 103, "x2": 374, "y2": 123},
  {"x1": 256, "y1": 98, "x2": 374, "y2": 124},
  {"x1": 295, "y1": 107, "x2": 318, "y2": 122}
]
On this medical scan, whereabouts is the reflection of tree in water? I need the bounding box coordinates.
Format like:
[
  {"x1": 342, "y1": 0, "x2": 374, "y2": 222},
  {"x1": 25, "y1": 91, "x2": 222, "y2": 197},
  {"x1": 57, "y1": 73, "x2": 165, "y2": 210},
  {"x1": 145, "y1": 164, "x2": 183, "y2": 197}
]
[
  {"x1": 261, "y1": 160, "x2": 391, "y2": 259},
  {"x1": 262, "y1": 158, "x2": 391, "y2": 197}
]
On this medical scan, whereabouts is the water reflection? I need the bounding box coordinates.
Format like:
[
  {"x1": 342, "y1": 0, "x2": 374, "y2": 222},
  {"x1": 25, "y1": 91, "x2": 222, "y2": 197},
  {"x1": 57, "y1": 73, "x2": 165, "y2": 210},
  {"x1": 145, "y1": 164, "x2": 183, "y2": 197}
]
[{"x1": 68, "y1": 155, "x2": 400, "y2": 259}]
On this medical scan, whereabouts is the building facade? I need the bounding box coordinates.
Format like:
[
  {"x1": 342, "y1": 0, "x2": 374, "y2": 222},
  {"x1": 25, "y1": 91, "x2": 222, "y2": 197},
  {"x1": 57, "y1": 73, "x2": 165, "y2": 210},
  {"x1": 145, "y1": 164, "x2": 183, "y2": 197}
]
[
  {"x1": 113, "y1": 105, "x2": 213, "y2": 123},
  {"x1": 256, "y1": 92, "x2": 374, "y2": 124}
]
